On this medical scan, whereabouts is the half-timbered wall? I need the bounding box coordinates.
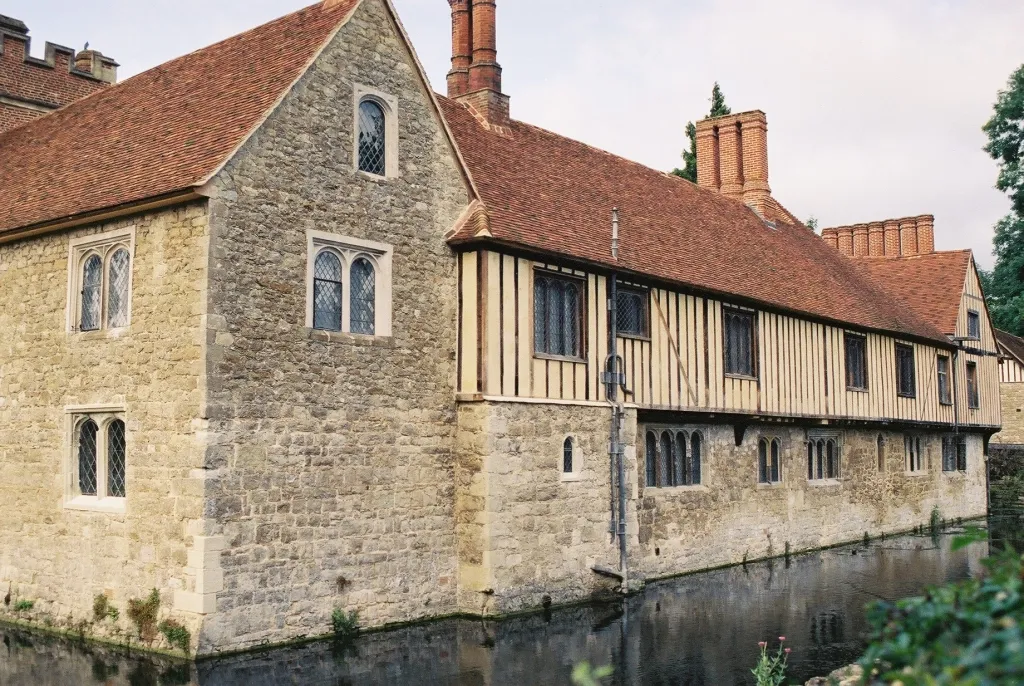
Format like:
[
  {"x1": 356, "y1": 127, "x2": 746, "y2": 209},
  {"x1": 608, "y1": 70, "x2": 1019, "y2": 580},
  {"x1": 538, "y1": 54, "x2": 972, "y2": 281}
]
[
  {"x1": 953, "y1": 265, "x2": 1002, "y2": 428},
  {"x1": 1002, "y1": 357, "x2": 1024, "y2": 384},
  {"x1": 457, "y1": 250, "x2": 1001, "y2": 428}
]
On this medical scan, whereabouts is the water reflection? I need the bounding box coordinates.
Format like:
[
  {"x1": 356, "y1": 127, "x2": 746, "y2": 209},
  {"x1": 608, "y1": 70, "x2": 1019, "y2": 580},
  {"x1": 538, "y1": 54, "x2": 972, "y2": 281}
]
[{"x1": 0, "y1": 529, "x2": 989, "y2": 686}]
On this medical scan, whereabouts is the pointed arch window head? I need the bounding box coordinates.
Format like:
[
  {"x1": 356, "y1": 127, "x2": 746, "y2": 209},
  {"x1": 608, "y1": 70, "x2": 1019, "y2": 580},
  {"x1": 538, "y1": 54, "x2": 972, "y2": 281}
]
[
  {"x1": 659, "y1": 432, "x2": 673, "y2": 487},
  {"x1": 81, "y1": 255, "x2": 103, "y2": 331},
  {"x1": 350, "y1": 258, "x2": 376, "y2": 335},
  {"x1": 563, "y1": 437, "x2": 574, "y2": 474},
  {"x1": 313, "y1": 250, "x2": 343, "y2": 332},
  {"x1": 106, "y1": 249, "x2": 131, "y2": 328},
  {"x1": 358, "y1": 99, "x2": 387, "y2": 176},
  {"x1": 645, "y1": 431, "x2": 657, "y2": 487},
  {"x1": 77, "y1": 419, "x2": 99, "y2": 496},
  {"x1": 642, "y1": 426, "x2": 703, "y2": 489},
  {"x1": 67, "y1": 408, "x2": 127, "y2": 512},
  {"x1": 808, "y1": 434, "x2": 842, "y2": 481},
  {"x1": 759, "y1": 437, "x2": 781, "y2": 484}
]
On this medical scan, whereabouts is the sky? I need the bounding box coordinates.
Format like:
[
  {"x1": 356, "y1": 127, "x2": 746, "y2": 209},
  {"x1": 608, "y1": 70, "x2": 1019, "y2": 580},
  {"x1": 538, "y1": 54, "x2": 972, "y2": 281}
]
[{"x1": 5, "y1": 0, "x2": 1021, "y2": 267}]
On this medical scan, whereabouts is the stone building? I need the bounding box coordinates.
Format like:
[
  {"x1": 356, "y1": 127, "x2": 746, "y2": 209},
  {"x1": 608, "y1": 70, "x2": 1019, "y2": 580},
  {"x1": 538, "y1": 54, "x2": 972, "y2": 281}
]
[
  {"x1": 995, "y1": 329, "x2": 1024, "y2": 448},
  {"x1": 0, "y1": 0, "x2": 999, "y2": 656}
]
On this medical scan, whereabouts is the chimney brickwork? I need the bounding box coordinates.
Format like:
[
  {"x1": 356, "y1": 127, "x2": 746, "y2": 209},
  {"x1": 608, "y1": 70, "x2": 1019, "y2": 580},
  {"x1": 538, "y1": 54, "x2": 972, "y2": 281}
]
[
  {"x1": 0, "y1": 14, "x2": 117, "y2": 134},
  {"x1": 821, "y1": 215, "x2": 937, "y2": 258},
  {"x1": 695, "y1": 110, "x2": 772, "y2": 215},
  {"x1": 447, "y1": 0, "x2": 509, "y2": 128}
]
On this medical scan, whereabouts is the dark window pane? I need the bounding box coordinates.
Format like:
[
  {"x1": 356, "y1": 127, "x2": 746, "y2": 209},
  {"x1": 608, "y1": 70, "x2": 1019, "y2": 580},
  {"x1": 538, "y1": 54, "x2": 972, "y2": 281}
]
[
  {"x1": 617, "y1": 289, "x2": 647, "y2": 336},
  {"x1": 937, "y1": 356, "x2": 951, "y2": 405},
  {"x1": 896, "y1": 344, "x2": 916, "y2": 397},
  {"x1": 957, "y1": 437, "x2": 967, "y2": 471},
  {"x1": 725, "y1": 310, "x2": 755, "y2": 376},
  {"x1": 81, "y1": 255, "x2": 102, "y2": 331},
  {"x1": 690, "y1": 432, "x2": 702, "y2": 485},
  {"x1": 770, "y1": 440, "x2": 780, "y2": 483},
  {"x1": 358, "y1": 100, "x2": 387, "y2": 176},
  {"x1": 758, "y1": 440, "x2": 768, "y2": 484},
  {"x1": 846, "y1": 335, "x2": 867, "y2": 389},
  {"x1": 675, "y1": 433, "x2": 687, "y2": 486},
  {"x1": 313, "y1": 251, "x2": 343, "y2": 331},
  {"x1": 350, "y1": 258, "x2": 376, "y2": 335},
  {"x1": 108, "y1": 420, "x2": 126, "y2": 498},
  {"x1": 808, "y1": 442, "x2": 815, "y2": 480},
  {"x1": 563, "y1": 438, "x2": 573, "y2": 473},
  {"x1": 660, "y1": 432, "x2": 672, "y2": 487},
  {"x1": 877, "y1": 435, "x2": 885, "y2": 472},
  {"x1": 78, "y1": 420, "x2": 98, "y2": 496},
  {"x1": 967, "y1": 363, "x2": 979, "y2": 409},
  {"x1": 645, "y1": 432, "x2": 657, "y2": 487},
  {"x1": 968, "y1": 311, "x2": 981, "y2": 339},
  {"x1": 534, "y1": 274, "x2": 582, "y2": 357},
  {"x1": 826, "y1": 440, "x2": 837, "y2": 479}
]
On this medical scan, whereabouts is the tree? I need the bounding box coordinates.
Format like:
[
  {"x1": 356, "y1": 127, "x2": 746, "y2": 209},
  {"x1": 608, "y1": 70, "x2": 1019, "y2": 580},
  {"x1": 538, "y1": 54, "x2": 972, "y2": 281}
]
[
  {"x1": 806, "y1": 216, "x2": 819, "y2": 231},
  {"x1": 982, "y1": 64, "x2": 1024, "y2": 335},
  {"x1": 672, "y1": 83, "x2": 732, "y2": 182}
]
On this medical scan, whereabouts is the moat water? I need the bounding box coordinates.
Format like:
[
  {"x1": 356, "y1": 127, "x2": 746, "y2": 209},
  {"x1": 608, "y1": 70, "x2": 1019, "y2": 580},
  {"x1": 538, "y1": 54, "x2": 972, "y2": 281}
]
[{"x1": 0, "y1": 525, "x2": 1000, "y2": 686}]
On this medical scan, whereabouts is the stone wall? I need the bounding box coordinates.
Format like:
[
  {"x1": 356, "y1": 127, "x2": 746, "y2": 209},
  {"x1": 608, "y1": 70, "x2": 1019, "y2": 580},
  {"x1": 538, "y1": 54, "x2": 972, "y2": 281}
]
[
  {"x1": 634, "y1": 425, "x2": 987, "y2": 579},
  {"x1": 455, "y1": 400, "x2": 633, "y2": 615},
  {"x1": 196, "y1": 0, "x2": 470, "y2": 653},
  {"x1": 994, "y1": 382, "x2": 1024, "y2": 445},
  {"x1": 0, "y1": 203, "x2": 209, "y2": 648}
]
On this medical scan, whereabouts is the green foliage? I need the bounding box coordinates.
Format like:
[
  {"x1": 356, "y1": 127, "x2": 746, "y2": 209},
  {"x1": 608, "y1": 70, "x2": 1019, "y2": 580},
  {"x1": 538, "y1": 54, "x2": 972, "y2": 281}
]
[
  {"x1": 991, "y1": 474, "x2": 1024, "y2": 513},
  {"x1": 751, "y1": 637, "x2": 790, "y2": 686},
  {"x1": 158, "y1": 618, "x2": 191, "y2": 653},
  {"x1": 13, "y1": 599, "x2": 34, "y2": 612},
  {"x1": 571, "y1": 662, "x2": 614, "y2": 686},
  {"x1": 982, "y1": 64, "x2": 1024, "y2": 336},
  {"x1": 859, "y1": 544, "x2": 1024, "y2": 682},
  {"x1": 331, "y1": 608, "x2": 359, "y2": 640},
  {"x1": 127, "y1": 589, "x2": 161, "y2": 642},
  {"x1": 672, "y1": 83, "x2": 731, "y2": 183},
  {"x1": 806, "y1": 216, "x2": 819, "y2": 231},
  {"x1": 930, "y1": 506, "x2": 942, "y2": 533},
  {"x1": 92, "y1": 593, "x2": 119, "y2": 622}
]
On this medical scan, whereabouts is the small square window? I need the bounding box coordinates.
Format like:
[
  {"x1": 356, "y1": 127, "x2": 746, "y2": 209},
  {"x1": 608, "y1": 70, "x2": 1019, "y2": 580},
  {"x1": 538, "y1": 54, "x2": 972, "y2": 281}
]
[
  {"x1": 616, "y1": 287, "x2": 649, "y2": 338},
  {"x1": 306, "y1": 232, "x2": 393, "y2": 337}
]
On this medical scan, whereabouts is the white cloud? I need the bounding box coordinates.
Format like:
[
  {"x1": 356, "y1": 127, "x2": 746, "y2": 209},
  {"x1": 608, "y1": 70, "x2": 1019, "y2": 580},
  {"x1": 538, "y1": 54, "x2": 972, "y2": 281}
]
[{"x1": 6, "y1": 0, "x2": 1018, "y2": 265}]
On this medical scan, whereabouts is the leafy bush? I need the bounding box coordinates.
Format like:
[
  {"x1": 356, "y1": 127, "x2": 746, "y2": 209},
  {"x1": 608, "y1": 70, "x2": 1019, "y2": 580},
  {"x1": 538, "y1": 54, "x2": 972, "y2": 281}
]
[
  {"x1": 93, "y1": 593, "x2": 119, "y2": 622},
  {"x1": 859, "y1": 529, "x2": 1024, "y2": 683},
  {"x1": 158, "y1": 618, "x2": 191, "y2": 653},
  {"x1": 127, "y1": 589, "x2": 161, "y2": 642},
  {"x1": 572, "y1": 662, "x2": 613, "y2": 686},
  {"x1": 13, "y1": 600, "x2": 34, "y2": 612},
  {"x1": 331, "y1": 608, "x2": 359, "y2": 640},
  {"x1": 751, "y1": 637, "x2": 789, "y2": 686}
]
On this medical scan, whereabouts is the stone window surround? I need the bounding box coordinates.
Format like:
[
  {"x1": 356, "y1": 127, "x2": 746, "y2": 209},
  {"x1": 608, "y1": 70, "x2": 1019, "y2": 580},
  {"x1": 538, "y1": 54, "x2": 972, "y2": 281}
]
[
  {"x1": 305, "y1": 230, "x2": 393, "y2": 338},
  {"x1": 904, "y1": 433, "x2": 928, "y2": 475},
  {"x1": 65, "y1": 226, "x2": 136, "y2": 334},
  {"x1": 559, "y1": 435, "x2": 584, "y2": 482},
  {"x1": 757, "y1": 435, "x2": 783, "y2": 487},
  {"x1": 352, "y1": 83, "x2": 400, "y2": 180},
  {"x1": 640, "y1": 424, "x2": 707, "y2": 491},
  {"x1": 64, "y1": 403, "x2": 127, "y2": 514},
  {"x1": 806, "y1": 430, "x2": 843, "y2": 485}
]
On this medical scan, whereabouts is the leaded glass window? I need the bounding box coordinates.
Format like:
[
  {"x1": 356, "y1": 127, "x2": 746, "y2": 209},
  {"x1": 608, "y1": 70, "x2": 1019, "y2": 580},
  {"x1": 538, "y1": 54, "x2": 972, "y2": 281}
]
[
  {"x1": 845, "y1": 334, "x2": 867, "y2": 390},
  {"x1": 313, "y1": 251, "x2": 343, "y2": 331},
  {"x1": 563, "y1": 437, "x2": 574, "y2": 473},
  {"x1": 690, "y1": 432, "x2": 702, "y2": 485},
  {"x1": 725, "y1": 309, "x2": 756, "y2": 377},
  {"x1": 616, "y1": 288, "x2": 648, "y2": 337},
  {"x1": 967, "y1": 362, "x2": 980, "y2": 409},
  {"x1": 350, "y1": 258, "x2": 376, "y2": 335},
  {"x1": 937, "y1": 355, "x2": 952, "y2": 405},
  {"x1": 674, "y1": 432, "x2": 688, "y2": 487},
  {"x1": 534, "y1": 273, "x2": 583, "y2": 358},
  {"x1": 358, "y1": 100, "x2": 387, "y2": 176},
  {"x1": 645, "y1": 432, "x2": 657, "y2": 488},
  {"x1": 81, "y1": 255, "x2": 103, "y2": 331},
  {"x1": 107, "y1": 249, "x2": 131, "y2": 328},
  {"x1": 896, "y1": 344, "x2": 916, "y2": 398},
  {"x1": 107, "y1": 420, "x2": 126, "y2": 498},
  {"x1": 660, "y1": 432, "x2": 673, "y2": 487},
  {"x1": 759, "y1": 437, "x2": 781, "y2": 484},
  {"x1": 78, "y1": 420, "x2": 99, "y2": 496}
]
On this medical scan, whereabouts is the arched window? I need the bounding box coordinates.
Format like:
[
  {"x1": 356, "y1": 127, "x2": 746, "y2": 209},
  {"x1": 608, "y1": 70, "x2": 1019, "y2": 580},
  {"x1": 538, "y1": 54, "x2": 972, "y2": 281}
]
[
  {"x1": 313, "y1": 251, "x2": 343, "y2": 331},
  {"x1": 350, "y1": 258, "x2": 376, "y2": 335},
  {"x1": 358, "y1": 100, "x2": 387, "y2": 176},
  {"x1": 760, "y1": 438, "x2": 781, "y2": 484},
  {"x1": 660, "y1": 432, "x2": 673, "y2": 487},
  {"x1": 826, "y1": 439, "x2": 838, "y2": 479},
  {"x1": 807, "y1": 441, "x2": 815, "y2": 481},
  {"x1": 80, "y1": 255, "x2": 103, "y2": 331},
  {"x1": 107, "y1": 420, "x2": 126, "y2": 498},
  {"x1": 690, "y1": 432, "x2": 702, "y2": 485},
  {"x1": 771, "y1": 439, "x2": 781, "y2": 483},
  {"x1": 645, "y1": 432, "x2": 657, "y2": 487},
  {"x1": 759, "y1": 439, "x2": 769, "y2": 484},
  {"x1": 877, "y1": 435, "x2": 885, "y2": 472},
  {"x1": 674, "y1": 432, "x2": 688, "y2": 486},
  {"x1": 563, "y1": 437, "x2": 574, "y2": 473},
  {"x1": 816, "y1": 440, "x2": 825, "y2": 480},
  {"x1": 106, "y1": 248, "x2": 131, "y2": 328},
  {"x1": 78, "y1": 419, "x2": 99, "y2": 496}
]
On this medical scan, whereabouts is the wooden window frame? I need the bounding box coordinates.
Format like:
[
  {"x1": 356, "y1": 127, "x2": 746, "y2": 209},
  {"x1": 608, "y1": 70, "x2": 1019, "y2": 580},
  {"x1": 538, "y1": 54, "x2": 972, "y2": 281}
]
[
  {"x1": 532, "y1": 269, "x2": 587, "y2": 362},
  {"x1": 967, "y1": 310, "x2": 981, "y2": 341},
  {"x1": 615, "y1": 286, "x2": 650, "y2": 340},
  {"x1": 723, "y1": 307, "x2": 759, "y2": 380},
  {"x1": 966, "y1": 361, "x2": 980, "y2": 409},
  {"x1": 937, "y1": 354, "x2": 953, "y2": 406},
  {"x1": 895, "y1": 343, "x2": 917, "y2": 399},
  {"x1": 844, "y1": 333, "x2": 868, "y2": 391}
]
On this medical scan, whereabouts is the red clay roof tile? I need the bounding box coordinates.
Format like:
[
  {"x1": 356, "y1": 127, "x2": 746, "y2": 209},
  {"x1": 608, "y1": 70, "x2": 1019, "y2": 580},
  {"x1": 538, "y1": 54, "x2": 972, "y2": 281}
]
[
  {"x1": 437, "y1": 96, "x2": 949, "y2": 345},
  {"x1": 0, "y1": 0, "x2": 357, "y2": 234}
]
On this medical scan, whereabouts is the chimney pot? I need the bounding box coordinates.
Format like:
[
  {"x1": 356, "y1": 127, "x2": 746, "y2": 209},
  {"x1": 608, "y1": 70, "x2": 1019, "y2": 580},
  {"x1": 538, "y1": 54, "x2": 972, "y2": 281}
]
[
  {"x1": 915, "y1": 215, "x2": 935, "y2": 254},
  {"x1": 696, "y1": 111, "x2": 771, "y2": 214},
  {"x1": 449, "y1": 0, "x2": 509, "y2": 126}
]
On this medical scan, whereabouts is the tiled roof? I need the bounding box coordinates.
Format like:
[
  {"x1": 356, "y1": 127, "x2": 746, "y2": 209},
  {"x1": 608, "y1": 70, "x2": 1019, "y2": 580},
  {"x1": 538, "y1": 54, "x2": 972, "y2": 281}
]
[
  {"x1": 850, "y1": 251, "x2": 972, "y2": 335},
  {"x1": 0, "y1": 0, "x2": 358, "y2": 235},
  {"x1": 997, "y1": 329, "x2": 1024, "y2": 364},
  {"x1": 437, "y1": 97, "x2": 949, "y2": 345}
]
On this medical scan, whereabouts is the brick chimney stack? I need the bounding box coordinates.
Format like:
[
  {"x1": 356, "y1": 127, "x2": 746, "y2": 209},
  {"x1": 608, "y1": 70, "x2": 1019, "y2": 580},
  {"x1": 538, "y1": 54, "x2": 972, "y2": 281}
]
[
  {"x1": 695, "y1": 111, "x2": 771, "y2": 216},
  {"x1": 821, "y1": 215, "x2": 936, "y2": 258},
  {"x1": 0, "y1": 14, "x2": 117, "y2": 134},
  {"x1": 447, "y1": 0, "x2": 509, "y2": 128}
]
